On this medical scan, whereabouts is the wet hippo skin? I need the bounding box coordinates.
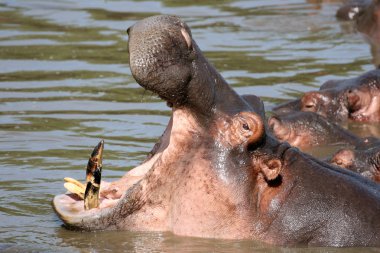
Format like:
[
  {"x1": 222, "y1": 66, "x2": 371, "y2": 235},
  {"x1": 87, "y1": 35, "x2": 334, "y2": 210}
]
[
  {"x1": 331, "y1": 137, "x2": 380, "y2": 182},
  {"x1": 53, "y1": 15, "x2": 380, "y2": 247},
  {"x1": 274, "y1": 69, "x2": 380, "y2": 122},
  {"x1": 355, "y1": 0, "x2": 380, "y2": 67},
  {"x1": 336, "y1": 0, "x2": 371, "y2": 21},
  {"x1": 336, "y1": 0, "x2": 380, "y2": 66},
  {"x1": 268, "y1": 111, "x2": 362, "y2": 150}
]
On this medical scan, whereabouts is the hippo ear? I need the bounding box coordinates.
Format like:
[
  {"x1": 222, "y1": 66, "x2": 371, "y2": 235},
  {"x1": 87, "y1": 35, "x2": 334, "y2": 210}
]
[
  {"x1": 247, "y1": 113, "x2": 265, "y2": 145},
  {"x1": 181, "y1": 27, "x2": 192, "y2": 49},
  {"x1": 260, "y1": 159, "x2": 282, "y2": 181}
]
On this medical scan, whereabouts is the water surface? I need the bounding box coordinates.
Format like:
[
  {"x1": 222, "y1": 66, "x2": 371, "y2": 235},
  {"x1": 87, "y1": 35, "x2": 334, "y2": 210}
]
[{"x1": 1, "y1": 0, "x2": 379, "y2": 252}]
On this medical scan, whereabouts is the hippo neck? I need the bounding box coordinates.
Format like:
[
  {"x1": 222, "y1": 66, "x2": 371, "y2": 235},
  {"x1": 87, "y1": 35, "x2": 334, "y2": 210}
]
[
  {"x1": 259, "y1": 148, "x2": 380, "y2": 245},
  {"x1": 184, "y1": 44, "x2": 250, "y2": 123}
]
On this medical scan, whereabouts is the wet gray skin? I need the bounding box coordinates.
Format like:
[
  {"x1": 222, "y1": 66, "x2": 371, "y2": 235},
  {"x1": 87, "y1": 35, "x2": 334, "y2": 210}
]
[
  {"x1": 273, "y1": 69, "x2": 380, "y2": 123},
  {"x1": 53, "y1": 15, "x2": 380, "y2": 247},
  {"x1": 331, "y1": 137, "x2": 380, "y2": 182},
  {"x1": 268, "y1": 111, "x2": 361, "y2": 150},
  {"x1": 335, "y1": 0, "x2": 371, "y2": 21},
  {"x1": 355, "y1": 0, "x2": 380, "y2": 66}
]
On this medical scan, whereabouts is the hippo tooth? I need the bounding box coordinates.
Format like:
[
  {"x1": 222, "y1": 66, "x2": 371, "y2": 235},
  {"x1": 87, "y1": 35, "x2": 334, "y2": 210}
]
[
  {"x1": 64, "y1": 177, "x2": 85, "y2": 189},
  {"x1": 86, "y1": 140, "x2": 104, "y2": 183},
  {"x1": 84, "y1": 165, "x2": 101, "y2": 210},
  {"x1": 84, "y1": 140, "x2": 104, "y2": 210},
  {"x1": 64, "y1": 182, "x2": 85, "y2": 200}
]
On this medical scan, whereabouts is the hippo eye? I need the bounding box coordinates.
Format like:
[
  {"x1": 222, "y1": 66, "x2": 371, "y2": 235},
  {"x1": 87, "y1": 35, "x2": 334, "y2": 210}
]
[
  {"x1": 304, "y1": 103, "x2": 314, "y2": 109},
  {"x1": 243, "y1": 123, "x2": 249, "y2": 130}
]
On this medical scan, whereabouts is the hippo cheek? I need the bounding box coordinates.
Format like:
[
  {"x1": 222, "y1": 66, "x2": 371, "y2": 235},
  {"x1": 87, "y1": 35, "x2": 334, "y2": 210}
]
[{"x1": 128, "y1": 16, "x2": 194, "y2": 106}]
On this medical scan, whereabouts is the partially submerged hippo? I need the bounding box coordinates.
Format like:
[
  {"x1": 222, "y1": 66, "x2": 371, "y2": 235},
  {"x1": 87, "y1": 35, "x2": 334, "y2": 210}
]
[
  {"x1": 336, "y1": 0, "x2": 380, "y2": 66},
  {"x1": 354, "y1": 0, "x2": 380, "y2": 66},
  {"x1": 53, "y1": 15, "x2": 380, "y2": 247},
  {"x1": 274, "y1": 69, "x2": 380, "y2": 122},
  {"x1": 268, "y1": 111, "x2": 361, "y2": 150},
  {"x1": 331, "y1": 137, "x2": 380, "y2": 182},
  {"x1": 336, "y1": 0, "x2": 371, "y2": 21}
]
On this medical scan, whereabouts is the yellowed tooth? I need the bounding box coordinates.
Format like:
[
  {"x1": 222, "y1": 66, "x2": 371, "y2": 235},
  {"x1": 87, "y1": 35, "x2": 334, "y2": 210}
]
[
  {"x1": 64, "y1": 177, "x2": 85, "y2": 190},
  {"x1": 64, "y1": 182, "x2": 85, "y2": 200}
]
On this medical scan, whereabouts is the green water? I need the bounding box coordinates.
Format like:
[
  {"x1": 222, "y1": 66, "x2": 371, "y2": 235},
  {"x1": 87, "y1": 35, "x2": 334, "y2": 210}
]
[{"x1": 0, "y1": 0, "x2": 379, "y2": 252}]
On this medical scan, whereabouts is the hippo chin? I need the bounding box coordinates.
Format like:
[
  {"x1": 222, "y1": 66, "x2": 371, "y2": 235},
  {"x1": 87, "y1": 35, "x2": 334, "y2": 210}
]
[{"x1": 53, "y1": 15, "x2": 380, "y2": 247}]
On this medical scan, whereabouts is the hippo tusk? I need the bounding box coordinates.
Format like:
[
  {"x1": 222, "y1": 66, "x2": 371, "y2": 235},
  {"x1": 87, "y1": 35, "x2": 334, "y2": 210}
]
[
  {"x1": 62, "y1": 140, "x2": 104, "y2": 210},
  {"x1": 84, "y1": 140, "x2": 104, "y2": 210}
]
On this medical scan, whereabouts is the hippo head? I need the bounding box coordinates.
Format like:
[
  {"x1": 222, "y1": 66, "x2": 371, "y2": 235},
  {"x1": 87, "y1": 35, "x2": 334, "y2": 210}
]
[
  {"x1": 268, "y1": 111, "x2": 338, "y2": 149},
  {"x1": 331, "y1": 142, "x2": 380, "y2": 182},
  {"x1": 355, "y1": 0, "x2": 380, "y2": 40},
  {"x1": 272, "y1": 81, "x2": 351, "y2": 122},
  {"x1": 274, "y1": 69, "x2": 380, "y2": 123},
  {"x1": 299, "y1": 89, "x2": 349, "y2": 122},
  {"x1": 335, "y1": 0, "x2": 371, "y2": 21},
  {"x1": 346, "y1": 69, "x2": 380, "y2": 122},
  {"x1": 53, "y1": 15, "x2": 288, "y2": 238}
]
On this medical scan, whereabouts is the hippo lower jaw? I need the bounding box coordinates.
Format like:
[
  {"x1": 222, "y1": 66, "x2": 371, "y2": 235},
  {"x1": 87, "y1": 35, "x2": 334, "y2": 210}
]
[
  {"x1": 53, "y1": 157, "x2": 151, "y2": 229},
  {"x1": 52, "y1": 108, "x2": 205, "y2": 230}
]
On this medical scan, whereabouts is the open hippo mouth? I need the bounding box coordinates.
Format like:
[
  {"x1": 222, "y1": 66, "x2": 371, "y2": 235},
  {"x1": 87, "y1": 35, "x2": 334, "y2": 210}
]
[
  {"x1": 346, "y1": 75, "x2": 380, "y2": 122},
  {"x1": 53, "y1": 15, "x2": 288, "y2": 237}
]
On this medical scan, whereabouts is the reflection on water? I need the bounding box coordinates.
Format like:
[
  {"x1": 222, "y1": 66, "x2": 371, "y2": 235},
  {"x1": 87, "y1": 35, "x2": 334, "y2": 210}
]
[{"x1": 0, "y1": 0, "x2": 379, "y2": 252}]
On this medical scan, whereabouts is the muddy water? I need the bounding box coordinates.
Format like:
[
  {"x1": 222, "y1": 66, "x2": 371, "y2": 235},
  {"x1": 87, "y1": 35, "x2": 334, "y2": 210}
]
[{"x1": 1, "y1": 0, "x2": 380, "y2": 252}]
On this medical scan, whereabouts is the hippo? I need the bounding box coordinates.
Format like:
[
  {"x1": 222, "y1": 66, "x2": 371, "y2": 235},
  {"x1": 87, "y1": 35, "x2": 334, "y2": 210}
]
[
  {"x1": 331, "y1": 137, "x2": 380, "y2": 182},
  {"x1": 268, "y1": 111, "x2": 361, "y2": 150},
  {"x1": 336, "y1": 0, "x2": 380, "y2": 66},
  {"x1": 273, "y1": 69, "x2": 380, "y2": 122},
  {"x1": 53, "y1": 15, "x2": 380, "y2": 247},
  {"x1": 336, "y1": 0, "x2": 371, "y2": 21},
  {"x1": 355, "y1": 0, "x2": 380, "y2": 66}
]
